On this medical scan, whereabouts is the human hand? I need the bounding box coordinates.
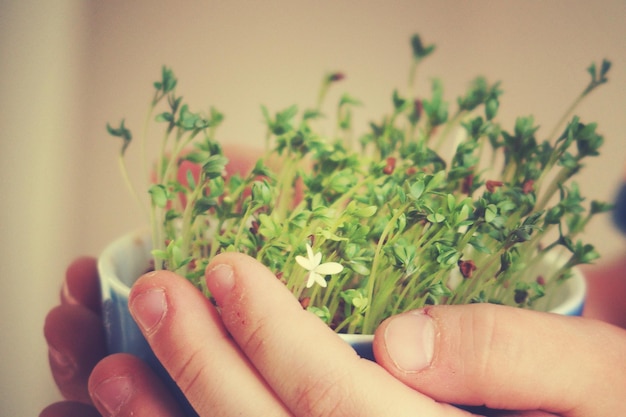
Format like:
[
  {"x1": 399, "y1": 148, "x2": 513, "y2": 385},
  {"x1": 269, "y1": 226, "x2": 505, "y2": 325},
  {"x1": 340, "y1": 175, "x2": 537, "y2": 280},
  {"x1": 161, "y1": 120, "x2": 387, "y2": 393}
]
[
  {"x1": 375, "y1": 303, "x2": 626, "y2": 416},
  {"x1": 41, "y1": 256, "x2": 104, "y2": 416},
  {"x1": 118, "y1": 252, "x2": 626, "y2": 416},
  {"x1": 582, "y1": 254, "x2": 626, "y2": 328},
  {"x1": 44, "y1": 253, "x2": 626, "y2": 416},
  {"x1": 41, "y1": 146, "x2": 260, "y2": 417},
  {"x1": 122, "y1": 252, "x2": 469, "y2": 416},
  {"x1": 42, "y1": 142, "x2": 626, "y2": 416},
  {"x1": 41, "y1": 257, "x2": 186, "y2": 417}
]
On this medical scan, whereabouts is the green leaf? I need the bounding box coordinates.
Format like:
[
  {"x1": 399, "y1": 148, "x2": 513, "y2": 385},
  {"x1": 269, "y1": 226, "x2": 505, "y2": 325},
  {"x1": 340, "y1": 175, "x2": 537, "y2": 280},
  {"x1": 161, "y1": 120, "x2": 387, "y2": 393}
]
[
  {"x1": 186, "y1": 169, "x2": 196, "y2": 190},
  {"x1": 433, "y1": 242, "x2": 460, "y2": 265},
  {"x1": 349, "y1": 262, "x2": 370, "y2": 276},
  {"x1": 339, "y1": 93, "x2": 362, "y2": 107},
  {"x1": 151, "y1": 249, "x2": 168, "y2": 260},
  {"x1": 318, "y1": 228, "x2": 349, "y2": 242},
  {"x1": 427, "y1": 211, "x2": 445, "y2": 224},
  {"x1": 392, "y1": 90, "x2": 409, "y2": 113},
  {"x1": 307, "y1": 306, "x2": 331, "y2": 324},
  {"x1": 572, "y1": 241, "x2": 600, "y2": 264},
  {"x1": 423, "y1": 79, "x2": 449, "y2": 127},
  {"x1": 447, "y1": 193, "x2": 456, "y2": 212},
  {"x1": 251, "y1": 159, "x2": 274, "y2": 178},
  {"x1": 209, "y1": 106, "x2": 224, "y2": 126},
  {"x1": 426, "y1": 170, "x2": 446, "y2": 191},
  {"x1": 258, "y1": 213, "x2": 282, "y2": 239},
  {"x1": 303, "y1": 109, "x2": 322, "y2": 120},
  {"x1": 106, "y1": 120, "x2": 132, "y2": 155},
  {"x1": 340, "y1": 289, "x2": 369, "y2": 313},
  {"x1": 590, "y1": 200, "x2": 613, "y2": 215},
  {"x1": 428, "y1": 282, "x2": 452, "y2": 297},
  {"x1": 410, "y1": 34, "x2": 436, "y2": 61},
  {"x1": 392, "y1": 243, "x2": 416, "y2": 267},
  {"x1": 155, "y1": 112, "x2": 174, "y2": 123},
  {"x1": 165, "y1": 209, "x2": 180, "y2": 221},
  {"x1": 269, "y1": 105, "x2": 299, "y2": 135},
  {"x1": 149, "y1": 184, "x2": 169, "y2": 208},
  {"x1": 457, "y1": 77, "x2": 490, "y2": 112},
  {"x1": 484, "y1": 204, "x2": 498, "y2": 223},
  {"x1": 587, "y1": 59, "x2": 611, "y2": 86},
  {"x1": 352, "y1": 204, "x2": 378, "y2": 218},
  {"x1": 485, "y1": 97, "x2": 499, "y2": 120},
  {"x1": 193, "y1": 197, "x2": 217, "y2": 215},
  {"x1": 545, "y1": 206, "x2": 564, "y2": 225},
  {"x1": 408, "y1": 180, "x2": 425, "y2": 200},
  {"x1": 177, "y1": 105, "x2": 204, "y2": 130},
  {"x1": 251, "y1": 180, "x2": 272, "y2": 205},
  {"x1": 153, "y1": 66, "x2": 177, "y2": 93},
  {"x1": 202, "y1": 154, "x2": 229, "y2": 179},
  {"x1": 587, "y1": 62, "x2": 597, "y2": 81}
]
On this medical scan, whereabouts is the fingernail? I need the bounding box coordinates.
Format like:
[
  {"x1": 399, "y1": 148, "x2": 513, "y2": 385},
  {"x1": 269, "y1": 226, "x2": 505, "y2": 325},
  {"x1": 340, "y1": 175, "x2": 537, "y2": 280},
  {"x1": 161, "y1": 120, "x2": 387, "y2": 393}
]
[
  {"x1": 61, "y1": 279, "x2": 79, "y2": 305},
  {"x1": 92, "y1": 376, "x2": 133, "y2": 416},
  {"x1": 206, "y1": 263, "x2": 234, "y2": 305},
  {"x1": 384, "y1": 311, "x2": 435, "y2": 372},
  {"x1": 129, "y1": 288, "x2": 167, "y2": 334},
  {"x1": 48, "y1": 346, "x2": 77, "y2": 382}
]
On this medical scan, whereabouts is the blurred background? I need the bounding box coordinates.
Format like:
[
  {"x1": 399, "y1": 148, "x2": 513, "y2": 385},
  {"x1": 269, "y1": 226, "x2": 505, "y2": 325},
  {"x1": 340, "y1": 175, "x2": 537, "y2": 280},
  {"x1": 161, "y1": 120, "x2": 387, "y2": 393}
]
[{"x1": 1, "y1": 1, "x2": 625, "y2": 415}]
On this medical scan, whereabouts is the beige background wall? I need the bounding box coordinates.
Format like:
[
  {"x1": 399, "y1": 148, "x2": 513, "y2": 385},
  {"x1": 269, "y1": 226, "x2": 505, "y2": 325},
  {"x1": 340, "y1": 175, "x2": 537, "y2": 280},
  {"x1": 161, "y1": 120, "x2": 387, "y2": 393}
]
[{"x1": 1, "y1": 1, "x2": 625, "y2": 415}]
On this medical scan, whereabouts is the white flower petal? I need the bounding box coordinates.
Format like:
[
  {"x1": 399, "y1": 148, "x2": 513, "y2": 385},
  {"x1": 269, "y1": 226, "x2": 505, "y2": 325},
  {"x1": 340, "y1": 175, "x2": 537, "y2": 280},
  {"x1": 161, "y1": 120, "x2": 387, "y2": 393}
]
[
  {"x1": 306, "y1": 272, "x2": 315, "y2": 288},
  {"x1": 305, "y1": 244, "x2": 316, "y2": 262},
  {"x1": 307, "y1": 271, "x2": 327, "y2": 288},
  {"x1": 312, "y1": 251, "x2": 322, "y2": 268},
  {"x1": 295, "y1": 255, "x2": 313, "y2": 271},
  {"x1": 298, "y1": 243, "x2": 343, "y2": 288},
  {"x1": 315, "y1": 262, "x2": 344, "y2": 275}
]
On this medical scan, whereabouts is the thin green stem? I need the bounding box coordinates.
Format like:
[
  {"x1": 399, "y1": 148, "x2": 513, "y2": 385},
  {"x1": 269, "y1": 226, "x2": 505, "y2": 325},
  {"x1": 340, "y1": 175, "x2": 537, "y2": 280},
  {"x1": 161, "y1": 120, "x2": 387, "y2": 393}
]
[
  {"x1": 118, "y1": 155, "x2": 149, "y2": 218},
  {"x1": 178, "y1": 178, "x2": 207, "y2": 265},
  {"x1": 232, "y1": 203, "x2": 257, "y2": 253},
  {"x1": 141, "y1": 103, "x2": 157, "y2": 192},
  {"x1": 433, "y1": 110, "x2": 465, "y2": 152},
  {"x1": 545, "y1": 91, "x2": 587, "y2": 145},
  {"x1": 362, "y1": 200, "x2": 409, "y2": 333},
  {"x1": 535, "y1": 166, "x2": 573, "y2": 212}
]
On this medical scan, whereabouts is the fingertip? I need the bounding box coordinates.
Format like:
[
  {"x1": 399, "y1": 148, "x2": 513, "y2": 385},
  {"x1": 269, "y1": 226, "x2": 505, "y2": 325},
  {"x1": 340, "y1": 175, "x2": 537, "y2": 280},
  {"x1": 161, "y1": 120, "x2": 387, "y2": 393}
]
[
  {"x1": 131, "y1": 287, "x2": 168, "y2": 335},
  {"x1": 375, "y1": 303, "x2": 626, "y2": 414},
  {"x1": 129, "y1": 270, "x2": 179, "y2": 304},
  {"x1": 129, "y1": 271, "x2": 177, "y2": 336},
  {"x1": 63, "y1": 257, "x2": 101, "y2": 313},
  {"x1": 40, "y1": 401, "x2": 100, "y2": 417},
  {"x1": 89, "y1": 357, "x2": 135, "y2": 416},
  {"x1": 88, "y1": 354, "x2": 185, "y2": 417},
  {"x1": 44, "y1": 305, "x2": 106, "y2": 403},
  {"x1": 374, "y1": 310, "x2": 435, "y2": 374},
  {"x1": 132, "y1": 269, "x2": 184, "y2": 289},
  {"x1": 204, "y1": 252, "x2": 273, "y2": 306},
  {"x1": 205, "y1": 263, "x2": 235, "y2": 306}
]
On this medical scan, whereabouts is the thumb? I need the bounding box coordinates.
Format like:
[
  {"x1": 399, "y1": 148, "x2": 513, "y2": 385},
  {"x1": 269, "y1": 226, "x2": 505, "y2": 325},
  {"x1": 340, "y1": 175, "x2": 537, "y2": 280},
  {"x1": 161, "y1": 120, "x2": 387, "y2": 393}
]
[{"x1": 373, "y1": 304, "x2": 626, "y2": 416}]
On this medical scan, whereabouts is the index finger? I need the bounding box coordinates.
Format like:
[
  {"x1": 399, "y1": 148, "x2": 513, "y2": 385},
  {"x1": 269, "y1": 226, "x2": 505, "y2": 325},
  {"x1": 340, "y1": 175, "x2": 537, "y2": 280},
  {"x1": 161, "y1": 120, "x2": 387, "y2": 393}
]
[{"x1": 206, "y1": 253, "x2": 472, "y2": 417}]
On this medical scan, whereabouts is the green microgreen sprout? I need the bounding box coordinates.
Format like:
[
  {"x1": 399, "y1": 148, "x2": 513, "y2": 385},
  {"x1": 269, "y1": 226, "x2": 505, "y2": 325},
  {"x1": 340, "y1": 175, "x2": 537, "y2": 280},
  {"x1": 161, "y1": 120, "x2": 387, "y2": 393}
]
[{"x1": 107, "y1": 33, "x2": 612, "y2": 335}]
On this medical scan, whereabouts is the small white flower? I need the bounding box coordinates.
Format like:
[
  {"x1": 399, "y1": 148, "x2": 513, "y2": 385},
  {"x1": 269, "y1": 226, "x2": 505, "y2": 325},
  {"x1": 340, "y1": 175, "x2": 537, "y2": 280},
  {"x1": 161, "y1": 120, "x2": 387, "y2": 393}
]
[{"x1": 295, "y1": 244, "x2": 344, "y2": 288}]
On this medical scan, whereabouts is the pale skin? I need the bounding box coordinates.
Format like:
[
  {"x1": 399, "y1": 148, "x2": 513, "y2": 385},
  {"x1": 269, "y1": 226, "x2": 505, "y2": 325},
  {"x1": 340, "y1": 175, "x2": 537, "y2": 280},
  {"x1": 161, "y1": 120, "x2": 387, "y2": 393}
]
[
  {"x1": 41, "y1": 150, "x2": 626, "y2": 416},
  {"x1": 42, "y1": 252, "x2": 626, "y2": 417}
]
